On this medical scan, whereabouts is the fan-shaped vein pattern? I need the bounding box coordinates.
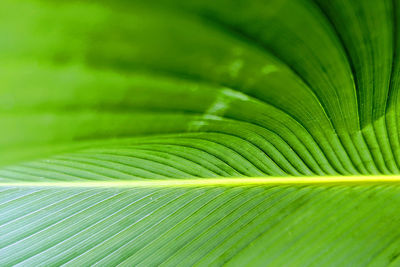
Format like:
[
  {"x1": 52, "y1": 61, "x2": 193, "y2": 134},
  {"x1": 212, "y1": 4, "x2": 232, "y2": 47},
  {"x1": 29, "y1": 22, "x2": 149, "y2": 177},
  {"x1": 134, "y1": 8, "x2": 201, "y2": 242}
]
[
  {"x1": 2, "y1": 0, "x2": 400, "y2": 175},
  {"x1": 1, "y1": 185, "x2": 400, "y2": 266},
  {"x1": 2, "y1": 0, "x2": 400, "y2": 266}
]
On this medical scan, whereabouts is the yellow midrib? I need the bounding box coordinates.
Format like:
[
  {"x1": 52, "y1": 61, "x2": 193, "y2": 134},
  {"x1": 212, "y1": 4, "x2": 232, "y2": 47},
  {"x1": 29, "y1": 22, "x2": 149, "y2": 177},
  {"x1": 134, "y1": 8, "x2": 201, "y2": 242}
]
[{"x1": 2, "y1": 175, "x2": 400, "y2": 188}]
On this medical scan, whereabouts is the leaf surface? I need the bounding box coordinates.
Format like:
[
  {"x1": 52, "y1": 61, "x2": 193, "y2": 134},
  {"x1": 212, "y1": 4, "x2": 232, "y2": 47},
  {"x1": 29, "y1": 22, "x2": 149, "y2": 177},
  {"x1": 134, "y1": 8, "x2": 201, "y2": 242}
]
[{"x1": 1, "y1": 0, "x2": 400, "y2": 265}]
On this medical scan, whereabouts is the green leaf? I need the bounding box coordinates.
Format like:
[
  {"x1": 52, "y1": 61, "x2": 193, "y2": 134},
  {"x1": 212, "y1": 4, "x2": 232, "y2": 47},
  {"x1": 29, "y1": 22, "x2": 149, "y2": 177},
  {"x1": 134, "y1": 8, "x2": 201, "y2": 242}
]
[{"x1": 1, "y1": 0, "x2": 400, "y2": 265}]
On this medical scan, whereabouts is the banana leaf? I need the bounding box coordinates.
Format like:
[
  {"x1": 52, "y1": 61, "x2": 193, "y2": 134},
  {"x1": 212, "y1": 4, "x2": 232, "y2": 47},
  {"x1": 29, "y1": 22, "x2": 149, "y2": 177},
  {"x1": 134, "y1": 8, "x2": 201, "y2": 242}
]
[{"x1": 1, "y1": 0, "x2": 400, "y2": 265}]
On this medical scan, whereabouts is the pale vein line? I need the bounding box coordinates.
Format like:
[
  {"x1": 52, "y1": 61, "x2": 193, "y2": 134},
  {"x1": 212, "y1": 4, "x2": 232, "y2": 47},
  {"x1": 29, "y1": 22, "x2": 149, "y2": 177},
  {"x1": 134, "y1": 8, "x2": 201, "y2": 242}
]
[
  {"x1": 17, "y1": 189, "x2": 159, "y2": 266},
  {"x1": 62, "y1": 189, "x2": 190, "y2": 266},
  {"x1": 2, "y1": 176, "x2": 400, "y2": 188}
]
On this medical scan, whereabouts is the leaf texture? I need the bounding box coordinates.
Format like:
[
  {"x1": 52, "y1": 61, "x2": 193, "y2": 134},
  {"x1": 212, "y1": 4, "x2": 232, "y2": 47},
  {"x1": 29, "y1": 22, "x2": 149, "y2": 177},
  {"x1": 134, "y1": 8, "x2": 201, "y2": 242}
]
[{"x1": 1, "y1": 0, "x2": 400, "y2": 265}]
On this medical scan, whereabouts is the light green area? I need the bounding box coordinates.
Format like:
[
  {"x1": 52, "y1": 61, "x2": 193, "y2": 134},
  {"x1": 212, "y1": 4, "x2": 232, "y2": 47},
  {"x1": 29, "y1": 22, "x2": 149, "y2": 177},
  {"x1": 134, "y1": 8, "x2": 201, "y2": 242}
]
[
  {"x1": 1, "y1": 184, "x2": 400, "y2": 266},
  {"x1": 1, "y1": 0, "x2": 400, "y2": 265}
]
